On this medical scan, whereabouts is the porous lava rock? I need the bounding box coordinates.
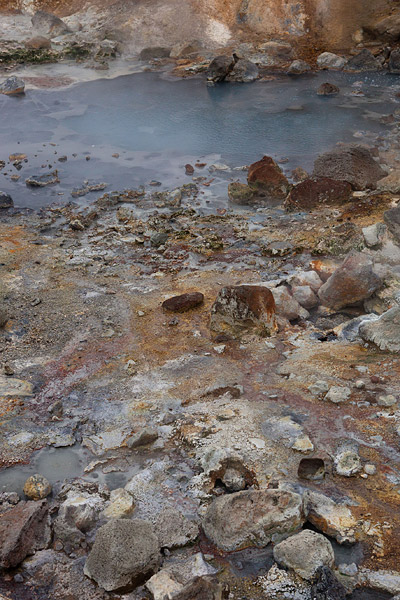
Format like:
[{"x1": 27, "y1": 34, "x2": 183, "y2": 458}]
[
  {"x1": 313, "y1": 145, "x2": 386, "y2": 190},
  {"x1": 284, "y1": 177, "x2": 352, "y2": 211}
]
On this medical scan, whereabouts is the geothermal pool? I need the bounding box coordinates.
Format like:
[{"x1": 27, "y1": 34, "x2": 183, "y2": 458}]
[{"x1": 0, "y1": 70, "x2": 399, "y2": 208}]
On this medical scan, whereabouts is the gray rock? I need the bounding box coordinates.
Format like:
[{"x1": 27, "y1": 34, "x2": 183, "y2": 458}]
[
  {"x1": 126, "y1": 427, "x2": 158, "y2": 448},
  {"x1": 272, "y1": 286, "x2": 309, "y2": 320},
  {"x1": 154, "y1": 507, "x2": 198, "y2": 549},
  {"x1": 139, "y1": 46, "x2": 171, "y2": 60},
  {"x1": 318, "y1": 251, "x2": 382, "y2": 310},
  {"x1": 291, "y1": 285, "x2": 319, "y2": 309},
  {"x1": 290, "y1": 270, "x2": 323, "y2": 292},
  {"x1": 206, "y1": 55, "x2": 235, "y2": 83},
  {"x1": 287, "y1": 60, "x2": 311, "y2": 75},
  {"x1": 31, "y1": 10, "x2": 71, "y2": 36},
  {"x1": 389, "y1": 49, "x2": 400, "y2": 73},
  {"x1": 384, "y1": 205, "x2": 400, "y2": 242},
  {"x1": 308, "y1": 380, "x2": 329, "y2": 397},
  {"x1": 324, "y1": 386, "x2": 351, "y2": 404},
  {"x1": 26, "y1": 170, "x2": 60, "y2": 187},
  {"x1": 0, "y1": 76, "x2": 25, "y2": 95},
  {"x1": 359, "y1": 306, "x2": 400, "y2": 352},
  {"x1": 273, "y1": 530, "x2": 334, "y2": 581},
  {"x1": 0, "y1": 191, "x2": 13, "y2": 209},
  {"x1": 362, "y1": 223, "x2": 386, "y2": 248},
  {"x1": 226, "y1": 58, "x2": 258, "y2": 82},
  {"x1": 210, "y1": 285, "x2": 277, "y2": 338},
  {"x1": 202, "y1": 488, "x2": 303, "y2": 551},
  {"x1": 334, "y1": 442, "x2": 362, "y2": 477},
  {"x1": 84, "y1": 518, "x2": 160, "y2": 592},
  {"x1": 346, "y1": 49, "x2": 382, "y2": 72},
  {"x1": 317, "y1": 52, "x2": 347, "y2": 70},
  {"x1": 313, "y1": 145, "x2": 386, "y2": 190}
]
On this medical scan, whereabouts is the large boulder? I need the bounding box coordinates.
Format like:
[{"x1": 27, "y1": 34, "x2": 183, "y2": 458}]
[
  {"x1": 284, "y1": 177, "x2": 352, "y2": 211},
  {"x1": 247, "y1": 156, "x2": 290, "y2": 200},
  {"x1": 303, "y1": 490, "x2": 358, "y2": 544},
  {"x1": 359, "y1": 306, "x2": 400, "y2": 352},
  {"x1": 317, "y1": 52, "x2": 346, "y2": 70},
  {"x1": 367, "y1": 13, "x2": 400, "y2": 42},
  {"x1": 0, "y1": 500, "x2": 50, "y2": 568},
  {"x1": 210, "y1": 285, "x2": 277, "y2": 338},
  {"x1": 206, "y1": 55, "x2": 235, "y2": 83},
  {"x1": 31, "y1": 10, "x2": 71, "y2": 36},
  {"x1": 318, "y1": 251, "x2": 382, "y2": 310},
  {"x1": 313, "y1": 145, "x2": 386, "y2": 190},
  {"x1": 226, "y1": 59, "x2": 258, "y2": 82},
  {"x1": 273, "y1": 530, "x2": 334, "y2": 581},
  {"x1": 202, "y1": 488, "x2": 303, "y2": 551},
  {"x1": 389, "y1": 49, "x2": 400, "y2": 73},
  {"x1": 346, "y1": 49, "x2": 382, "y2": 71},
  {"x1": 84, "y1": 518, "x2": 160, "y2": 592}
]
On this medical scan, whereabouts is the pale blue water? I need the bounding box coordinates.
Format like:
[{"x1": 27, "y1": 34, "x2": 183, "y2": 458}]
[{"x1": 0, "y1": 71, "x2": 399, "y2": 208}]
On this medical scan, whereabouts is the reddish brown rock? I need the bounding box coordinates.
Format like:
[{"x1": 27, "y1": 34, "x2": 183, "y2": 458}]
[
  {"x1": 185, "y1": 164, "x2": 194, "y2": 175},
  {"x1": 0, "y1": 500, "x2": 50, "y2": 568},
  {"x1": 210, "y1": 285, "x2": 277, "y2": 338},
  {"x1": 317, "y1": 82, "x2": 340, "y2": 96},
  {"x1": 284, "y1": 177, "x2": 352, "y2": 211},
  {"x1": 318, "y1": 251, "x2": 382, "y2": 310},
  {"x1": 162, "y1": 292, "x2": 204, "y2": 312},
  {"x1": 247, "y1": 156, "x2": 290, "y2": 201},
  {"x1": 313, "y1": 145, "x2": 386, "y2": 190}
]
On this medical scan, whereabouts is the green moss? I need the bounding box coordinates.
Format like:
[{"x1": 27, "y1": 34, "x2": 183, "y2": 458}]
[{"x1": 0, "y1": 48, "x2": 58, "y2": 64}]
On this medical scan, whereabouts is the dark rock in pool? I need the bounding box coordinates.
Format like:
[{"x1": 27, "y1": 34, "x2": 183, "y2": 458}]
[
  {"x1": 226, "y1": 58, "x2": 259, "y2": 82},
  {"x1": 346, "y1": 49, "x2": 382, "y2": 72},
  {"x1": 0, "y1": 191, "x2": 14, "y2": 209},
  {"x1": 0, "y1": 76, "x2": 25, "y2": 96},
  {"x1": 31, "y1": 10, "x2": 71, "y2": 36},
  {"x1": 317, "y1": 82, "x2": 340, "y2": 96},
  {"x1": 313, "y1": 145, "x2": 386, "y2": 190},
  {"x1": 162, "y1": 292, "x2": 204, "y2": 312},
  {"x1": 284, "y1": 177, "x2": 351, "y2": 211},
  {"x1": 139, "y1": 46, "x2": 171, "y2": 60},
  {"x1": 206, "y1": 55, "x2": 235, "y2": 83},
  {"x1": 247, "y1": 155, "x2": 290, "y2": 200},
  {"x1": 0, "y1": 500, "x2": 50, "y2": 568},
  {"x1": 389, "y1": 49, "x2": 400, "y2": 74},
  {"x1": 228, "y1": 181, "x2": 255, "y2": 204},
  {"x1": 185, "y1": 163, "x2": 194, "y2": 175},
  {"x1": 26, "y1": 170, "x2": 60, "y2": 187},
  {"x1": 287, "y1": 59, "x2": 311, "y2": 75}
]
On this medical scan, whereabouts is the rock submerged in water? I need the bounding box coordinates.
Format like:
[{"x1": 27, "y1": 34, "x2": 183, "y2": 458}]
[
  {"x1": 247, "y1": 155, "x2": 290, "y2": 201},
  {"x1": 313, "y1": 144, "x2": 386, "y2": 190},
  {"x1": 284, "y1": 177, "x2": 351, "y2": 211},
  {"x1": 210, "y1": 284, "x2": 276, "y2": 338},
  {"x1": 318, "y1": 251, "x2": 382, "y2": 310},
  {"x1": 202, "y1": 488, "x2": 303, "y2": 551},
  {"x1": 0, "y1": 191, "x2": 14, "y2": 209},
  {"x1": 0, "y1": 76, "x2": 25, "y2": 96},
  {"x1": 84, "y1": 518, "x2": 160, "y2": 592},
  {"x1": 26, "y1": 170, "x2": 60, "y2": 187},
  {"x1": 317, "y1": 82, "x2": 340, "y2": 96}
]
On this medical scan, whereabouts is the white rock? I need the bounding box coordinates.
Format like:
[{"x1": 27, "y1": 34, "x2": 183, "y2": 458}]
[
  {"x1": 317, "y1": 52, "x2": 347, "y2": 70},
  {"x1": 325, "y1": 386, "x2": 351, "y2": 404},
  {"x1": 273, "y1": 530, "x2": 335, "y2": 581}
]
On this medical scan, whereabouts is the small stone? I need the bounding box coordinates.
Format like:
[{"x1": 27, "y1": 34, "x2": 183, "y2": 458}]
[
  {"x1": 247, "y1": 155, "x2": 290, "y2": 201},
  {"x1": 317, "y1": 82, "x2": 340, "y2": 96},
  {"x1": 377, "y1": 394, "x2": 397, "y2": 407},
  {"x1": 334, "y1": 445, "x2": 362, "y2": 477},
  {"x1": 26, "y1": 170, "x2": 59, "y2": 187},
  {"x1": 23, "y1": 474, "x2": 52, "y2": 501},
  {"x1": 287, "y1": 59, "x2": 311, "y2": 75},
  {"x1": 311, "y1": 566, "x2": 347, "y2": 600},
  {"x1": 185, "y1": 164, "x2": 194, "y2": 175},
  {"x1": 346, "y1": 49, "x2": 381, "y2": 71},
  {"x1": 25, "y1": 36, "x2": 51, "y2": 49},
  {"x1": 0, "y1": 77, "x2": 25, "y2": 96},
  {"x1": 139, "y1": 46, "x2": 171, "y2": 60},
  {"x1": 154, "y1": 507, "x2": 198, "y2": 549},
  {"x1": 126, "y1": 428, "x2": 158, "y2": 448},
  {"x1": 338, "y1": 562, "x2": 358, "y2": 576},
  {"x1": 0, "y1": 192, "x2": 14, "y2": 209},
  {"x1": 325, "y1": 386, "x2": 351, "y2": 404},
  {"x1": 150, "y1": 232, "x2": 168, "y2": 247},
  {"x1": 362, "y1": 223, "x2": 386, "y2": 248},
  {"x1": 291, "y1": 285, "x2": 319, "y2": 309},
  {"x1": 162, "y1": 292, "x2": 204, "y2": 313},
  {"x1": 364, "y1": 464, "x2": 376, "y2": 475},
  {"x1": 103, "y1": 488, "x2": 135, "y2": 519},
  {"x1": 355, "y1": 380, "x2": 365, "y2": 389}
]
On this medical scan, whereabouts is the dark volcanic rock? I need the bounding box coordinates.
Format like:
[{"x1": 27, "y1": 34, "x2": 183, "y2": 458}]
[
  {"x1": 206, "y1": 55, "x2": 235, "y2": 83},
  {"x1": 389, "y1": 49, "x2": 400, "y2": 74},
  {"x1": 346, "y1": 49, "x2": 381, "y2": 71},
  {"x1": 26, "y1": 170, "x2": 60, "y2": 187},
  {"x1": 318, "y1": 251, "x2": 382, "y2": 310},
  {"x1": 313, "y1": 145, "x2": 386, "y2": 190},
  {"x1": 84, "y1": 518, "x2": 160, "y2": 592},
  {"x1": 0, "y1": 191, "x2": 14, "y2": 209},
  {"x1": 210, "y1": 285, "x2": 276, "y2": 338},
  {"x1": 311, "y1": 566, "x2": 347, "y2": 600},
  {"x1": 0, "y1": 500, "x2": 50, "y2": 568},
  {"x1": 317, "y1": 82, "x2": 340, "y2": 96},
  {"x1": 226, "y1": 58, "x2": 259, "y2": 82},
  {"x1": 174, "y1": 576, "x2": 229, "y2": 600},
  {"x1": 247, "y1": 155, "x2": 290, "y2": 200},
  {"x1": 0, "y1": 76, "x2": 25, "y2": 95},
  {"x1": 139, "y1": 46, "x2": 171, "y2": 60},
  {"x1": 284, "y1": 177, "x2": 352, "y2": 211},
  {"x1": 202, "y1": 489, "x2": 303, "y2": 551},
  {"x1": 162, "y1": 292, "x2": 204, "y2": 312},
  {"x1": 31, "y1": 10, "x2": 71, "y2": 36},
  {"x1": 384, "y1": 204, "x2": 400, "y2": 242}
]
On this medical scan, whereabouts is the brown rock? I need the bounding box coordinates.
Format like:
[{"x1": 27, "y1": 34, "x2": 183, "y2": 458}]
[
  {"x1": 210, "y1": 285, "x2": 276, "y2": 338},
  {"x1": 313, "y1": 145, "x2": 386, "y2": 190},
  {"x1": 317, "y1": 82, "x2": 340, "y2": 96},
  {"x1": 318, "y1": 251, "x2": 382, "y2": 310},
  {"x1": 0, "y1": 500, "x2": 50, "y2": 568},
  {"x1": 23, "y1": 474, "x2": 52, "y2": 501},
  {"x1": 247, "y1": 156, "x2": 290, "y2": 201},
  {"x1": 185, "y1": 164, "x2": 194, "y2": 175},
  {"x1": 24, "y1": 36, "x2": 51, "y2": 49},
  {"x1": 162, "y1": 292, "x2": 204, "y2": 312},
  {"x1": 284, "y1": 177, "x2": 352, "y2": 211}
]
